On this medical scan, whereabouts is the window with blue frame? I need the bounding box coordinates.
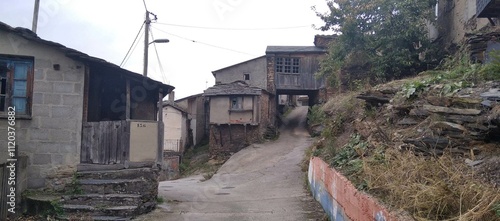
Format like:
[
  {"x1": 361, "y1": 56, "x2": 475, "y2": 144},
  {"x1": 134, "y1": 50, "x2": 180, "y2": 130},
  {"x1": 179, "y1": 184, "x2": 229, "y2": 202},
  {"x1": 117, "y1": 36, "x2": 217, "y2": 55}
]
[{"x1": 0, "y1": 56, "x2": 33, "y2": 116}]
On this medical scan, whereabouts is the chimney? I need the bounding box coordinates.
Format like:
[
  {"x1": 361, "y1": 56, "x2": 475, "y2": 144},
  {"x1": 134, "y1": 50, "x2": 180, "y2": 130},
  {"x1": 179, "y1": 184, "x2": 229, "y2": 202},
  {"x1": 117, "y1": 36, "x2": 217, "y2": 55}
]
[
  {"x1": 314, "y1": 35, "x2": 337, "y2": 49},
  {"x1": 168, "y1": 91, "x2": 175, "y2": 102}
]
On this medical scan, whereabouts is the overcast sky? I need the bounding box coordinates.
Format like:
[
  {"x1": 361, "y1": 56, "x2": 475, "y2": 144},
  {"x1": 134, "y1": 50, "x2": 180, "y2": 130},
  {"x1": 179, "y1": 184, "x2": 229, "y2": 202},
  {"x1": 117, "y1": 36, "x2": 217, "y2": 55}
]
[{"x1": 0, "y1": 0, "x2": 332, "y2": 99}]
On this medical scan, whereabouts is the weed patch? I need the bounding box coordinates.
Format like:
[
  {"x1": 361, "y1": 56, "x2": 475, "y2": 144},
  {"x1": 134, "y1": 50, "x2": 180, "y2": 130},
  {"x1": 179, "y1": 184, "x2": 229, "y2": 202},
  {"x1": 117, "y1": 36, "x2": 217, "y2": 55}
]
[{"x1": 363, "y1": 149, "x2": 499, "y2": 220}]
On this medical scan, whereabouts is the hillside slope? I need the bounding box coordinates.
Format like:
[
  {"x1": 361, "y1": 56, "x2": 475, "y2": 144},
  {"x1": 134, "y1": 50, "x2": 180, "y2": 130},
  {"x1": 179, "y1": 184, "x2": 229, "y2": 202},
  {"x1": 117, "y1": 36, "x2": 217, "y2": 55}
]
[{"x1": 310, "y1": 69, "x2": 500, "y2": 220}]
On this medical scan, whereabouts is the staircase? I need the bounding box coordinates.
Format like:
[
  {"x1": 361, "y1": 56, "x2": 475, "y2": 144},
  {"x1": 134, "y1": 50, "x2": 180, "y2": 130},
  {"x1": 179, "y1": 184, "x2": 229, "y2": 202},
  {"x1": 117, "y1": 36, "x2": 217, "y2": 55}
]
[{"x1": 58, "y1": 167, "x2": 159, "y2": 220}]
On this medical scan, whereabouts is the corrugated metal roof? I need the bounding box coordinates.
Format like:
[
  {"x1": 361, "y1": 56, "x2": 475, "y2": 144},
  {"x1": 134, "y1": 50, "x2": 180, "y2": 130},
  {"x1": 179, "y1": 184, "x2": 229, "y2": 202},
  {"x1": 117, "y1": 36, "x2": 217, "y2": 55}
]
[{"x1": 265, "y1": 46, "x2": 327, "y2": 53}]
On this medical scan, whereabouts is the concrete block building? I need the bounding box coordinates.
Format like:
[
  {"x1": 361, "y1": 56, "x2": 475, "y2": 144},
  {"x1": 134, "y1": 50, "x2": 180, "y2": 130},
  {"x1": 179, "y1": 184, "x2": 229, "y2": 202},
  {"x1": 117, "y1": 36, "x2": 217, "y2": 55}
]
[{"x1": 0, "y1": 21, "x2": 173, "y2": 199}]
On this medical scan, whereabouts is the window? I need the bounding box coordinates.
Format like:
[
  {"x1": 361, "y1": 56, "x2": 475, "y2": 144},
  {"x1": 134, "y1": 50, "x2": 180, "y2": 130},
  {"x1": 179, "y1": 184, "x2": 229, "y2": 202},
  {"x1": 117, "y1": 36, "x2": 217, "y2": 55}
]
[
  {"x1": 230, "y1": 96, "x2": 243, "y2": 110},
  {"x1": 276, "y1": 57, "x2": 300, "y2": 74},
  {"x1": 243, "y1": 73, "x2": 250, "y2": 80},
  {"x1": 0, "y1": 56, "x2": 33, "y2": 116}
]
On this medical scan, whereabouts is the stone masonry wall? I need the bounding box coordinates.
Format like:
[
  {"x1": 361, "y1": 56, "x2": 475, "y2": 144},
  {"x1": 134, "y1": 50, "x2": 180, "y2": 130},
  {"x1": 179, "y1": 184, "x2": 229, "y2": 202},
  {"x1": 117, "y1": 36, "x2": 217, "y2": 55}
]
[
  {"x1": 437, "y1": 0, "x2": 491, "y2": 48},
  {"x1": 209, "y1": 124, "x2": 260, "y2": 156},
  {"x1": 0, "y1": 30, "x2": 84, "y2": 189}
]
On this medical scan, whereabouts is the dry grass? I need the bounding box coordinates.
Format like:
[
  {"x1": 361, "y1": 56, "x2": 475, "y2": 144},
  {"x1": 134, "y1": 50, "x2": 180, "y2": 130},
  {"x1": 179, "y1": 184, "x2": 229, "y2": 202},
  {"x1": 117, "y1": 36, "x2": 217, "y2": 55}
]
[{"x1": 363, "y1": 149, "x2": 500, "y2": 221}]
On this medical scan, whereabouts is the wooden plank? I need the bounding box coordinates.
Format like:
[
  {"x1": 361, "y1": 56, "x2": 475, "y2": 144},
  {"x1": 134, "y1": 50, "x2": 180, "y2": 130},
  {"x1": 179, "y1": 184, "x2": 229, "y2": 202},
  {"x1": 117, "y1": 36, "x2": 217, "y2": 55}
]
[
  {"x1": 124, "y1": 121, "x2": 131, "y2": 163},
  {"x1": 80, "y1": 123, "x2": 90, "y2": 163},
  {"x1": 90, "y1": 122, "x2": 99, "y2": 164},
  {"x1": 116, "y1": 120, "x2": 124, "y2": 163},
  {"x1": 103, "y1": 121, "x2": 110, "y2": 164},
  {"x1": 109, "y1": 121, "x2": 118, "y2": 164},
  {"x1": 98, "y1": 122, "x2": 105, "y2": 164}
]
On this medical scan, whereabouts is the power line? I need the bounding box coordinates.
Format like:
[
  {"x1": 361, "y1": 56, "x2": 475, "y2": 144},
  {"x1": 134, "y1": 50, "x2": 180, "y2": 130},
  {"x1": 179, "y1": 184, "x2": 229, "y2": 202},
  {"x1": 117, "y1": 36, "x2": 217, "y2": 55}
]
[
  {"x1": 120, "y1": 22, "x2": 145, "y2": 67},
  {"x1": 155, "y1": 22, "x2": 311, "y2": 31},
  {"x1": 151, "y1": 26, "x2": 257, "y2": 57},
  {"x1": 149, "y1": 29, "x2": 168, "y2": 83}
]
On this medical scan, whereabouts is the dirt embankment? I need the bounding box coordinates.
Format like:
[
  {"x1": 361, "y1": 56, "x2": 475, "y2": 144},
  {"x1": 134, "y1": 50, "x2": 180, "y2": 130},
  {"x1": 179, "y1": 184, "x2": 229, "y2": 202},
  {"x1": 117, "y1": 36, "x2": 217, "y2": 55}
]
[{"x1": 311, "y1": 75, "x2": 500, "y2": 220}]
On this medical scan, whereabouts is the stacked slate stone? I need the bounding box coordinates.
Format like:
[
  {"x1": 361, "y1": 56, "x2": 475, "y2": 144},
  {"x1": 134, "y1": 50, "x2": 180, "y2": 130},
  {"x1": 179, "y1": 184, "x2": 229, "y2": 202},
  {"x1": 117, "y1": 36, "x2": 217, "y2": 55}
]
[
  {"x1": 357, "y1": 86, "x2": 500, "y2": 156},
  {"x1": 465, "y1": 30, "x2": 500, "y2": 63}
]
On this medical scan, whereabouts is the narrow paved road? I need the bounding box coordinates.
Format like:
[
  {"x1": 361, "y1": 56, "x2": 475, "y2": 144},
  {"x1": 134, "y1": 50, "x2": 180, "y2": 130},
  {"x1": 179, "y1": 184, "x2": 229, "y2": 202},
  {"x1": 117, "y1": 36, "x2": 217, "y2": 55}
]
[{"x1": 136, "y1": 106, "x2": 326, "y2": 221}]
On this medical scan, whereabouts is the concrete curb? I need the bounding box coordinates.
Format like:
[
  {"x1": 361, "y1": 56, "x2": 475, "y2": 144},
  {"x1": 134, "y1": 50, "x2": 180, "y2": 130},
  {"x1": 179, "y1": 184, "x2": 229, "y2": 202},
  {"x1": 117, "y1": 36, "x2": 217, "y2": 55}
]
[{"x1": 308, "y1": 157, "x2": 400, "y2": 221}]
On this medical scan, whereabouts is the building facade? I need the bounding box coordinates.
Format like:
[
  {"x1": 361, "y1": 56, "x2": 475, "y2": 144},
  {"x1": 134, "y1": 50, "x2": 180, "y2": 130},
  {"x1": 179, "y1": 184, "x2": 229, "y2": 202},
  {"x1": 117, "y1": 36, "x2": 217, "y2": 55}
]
[
  {"x1": 0, "y1": 21, "x2": 173, "y2": 192},
  {"x1": 204, "y1": 81, "x2": 273, "y2": 155}
]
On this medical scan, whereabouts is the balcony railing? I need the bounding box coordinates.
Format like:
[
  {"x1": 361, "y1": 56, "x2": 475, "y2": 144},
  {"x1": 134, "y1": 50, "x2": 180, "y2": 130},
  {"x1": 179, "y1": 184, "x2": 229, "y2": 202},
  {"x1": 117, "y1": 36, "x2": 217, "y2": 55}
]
[{"x1": 164, "y1": 139, "x2": 183, "y2": 153}]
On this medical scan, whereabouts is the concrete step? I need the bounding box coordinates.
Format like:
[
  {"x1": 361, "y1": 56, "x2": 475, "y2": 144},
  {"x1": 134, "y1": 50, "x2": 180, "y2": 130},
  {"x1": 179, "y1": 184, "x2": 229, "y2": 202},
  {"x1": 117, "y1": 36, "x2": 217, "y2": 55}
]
[
  {"x1": 61, "y1": 193, "x2": 143, "y2": 207},
  {"x1": 61, "y1": 204, "x2": 139, "y2": 217},
  {"x1": 78, "y1": 179, "x2": 155, "y2": 195},
  {"x1": 76, "y1": 168, "x2": 159, "y2": 180}
]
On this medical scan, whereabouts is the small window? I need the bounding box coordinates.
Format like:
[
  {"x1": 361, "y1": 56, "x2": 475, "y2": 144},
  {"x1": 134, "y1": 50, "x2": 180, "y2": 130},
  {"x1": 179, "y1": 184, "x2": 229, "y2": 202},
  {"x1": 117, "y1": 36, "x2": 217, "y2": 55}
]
[
  {"x1": 243, "y1": 74, "x2": 250, "y2": 80},
  {"x1": 230, "y1": 96, "x2": 243, "y2": 110},
  {"x1": 276, "y1": 57, "x2": 300, "y2": 74},
  {"x1": 0, "y1": 56, "x2": 34, "y2": 116}
]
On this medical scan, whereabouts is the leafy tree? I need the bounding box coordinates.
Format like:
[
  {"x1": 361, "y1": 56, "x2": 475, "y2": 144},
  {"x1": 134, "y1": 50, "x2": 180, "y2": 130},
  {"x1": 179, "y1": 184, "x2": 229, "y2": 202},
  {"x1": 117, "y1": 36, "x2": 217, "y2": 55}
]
[{"x1": 314, "y1": 0, "x2": 438, "y2": 86}]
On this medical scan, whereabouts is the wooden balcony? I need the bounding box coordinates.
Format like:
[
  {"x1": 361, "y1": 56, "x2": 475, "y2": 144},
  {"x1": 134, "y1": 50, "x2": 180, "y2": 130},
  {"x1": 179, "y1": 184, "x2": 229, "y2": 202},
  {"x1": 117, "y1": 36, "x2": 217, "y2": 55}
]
[{"x1": 477, "y1": 0, "x2": 500, "y2": 18}]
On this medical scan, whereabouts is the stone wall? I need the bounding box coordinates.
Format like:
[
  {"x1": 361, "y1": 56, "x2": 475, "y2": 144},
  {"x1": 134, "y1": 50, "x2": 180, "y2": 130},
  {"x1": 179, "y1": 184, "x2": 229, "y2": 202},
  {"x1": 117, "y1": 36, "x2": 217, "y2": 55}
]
[
  {"x1": 437, "y1": 0, "x2": 492, "y2": 48},
  {"x1": 160, "y1": 154, "x2": 180, "y2": 181},
  {"x1": 466, "y1": 29, "x2": 500, "y2": 63},
  {"x1": 0, "y1": 30, "x2": 85, "y2": 189},
  {"x1": 209, "y1": 124, "x2": 260, "y2": 156}
]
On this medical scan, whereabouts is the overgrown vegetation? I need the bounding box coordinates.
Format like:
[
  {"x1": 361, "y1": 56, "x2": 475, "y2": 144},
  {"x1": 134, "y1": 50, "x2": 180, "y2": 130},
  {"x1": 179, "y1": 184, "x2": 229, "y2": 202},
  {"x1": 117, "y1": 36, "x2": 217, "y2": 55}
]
[
  {"x1": 364, "y1": 149, "x2": 499, "y2": 220},
  {"x1": 65, "y1": 173, "x2": 83, "y2": 195},
  {"x1": 307, "y1": 105, "x2": 326, "y2": 125},
  {"x1": 398, "y1": 49, "x2": 500, "y2": 102},
  {"x1": 314, "y1": 0, "x2": 439, "y2": 87},
  {"x1": 309, "y1": 46, "x2": 500, "y2": 219},
  {"x1": 180, "y1": 142, "x2": 226, "y2": 181},
  {"x1": 156, "y1": 196, "x2": 165, "y2": 204}
]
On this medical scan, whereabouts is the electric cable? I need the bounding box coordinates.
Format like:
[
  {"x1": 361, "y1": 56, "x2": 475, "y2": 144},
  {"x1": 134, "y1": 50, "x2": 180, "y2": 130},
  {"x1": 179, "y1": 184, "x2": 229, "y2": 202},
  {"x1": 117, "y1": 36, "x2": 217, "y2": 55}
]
[
  {"x1": 152, "y1": 26, "x2": 257, "y2": 57},
  {"x1": 120, "y1": 22, "x2": 145, "y2": 67}
]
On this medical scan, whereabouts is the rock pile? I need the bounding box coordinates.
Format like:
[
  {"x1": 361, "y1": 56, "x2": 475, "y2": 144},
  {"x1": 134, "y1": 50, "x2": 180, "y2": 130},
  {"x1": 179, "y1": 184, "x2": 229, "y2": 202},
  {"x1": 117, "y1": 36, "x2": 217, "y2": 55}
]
[{"x1": 357, "y1": 83, "x2": 500, "y2": 157}]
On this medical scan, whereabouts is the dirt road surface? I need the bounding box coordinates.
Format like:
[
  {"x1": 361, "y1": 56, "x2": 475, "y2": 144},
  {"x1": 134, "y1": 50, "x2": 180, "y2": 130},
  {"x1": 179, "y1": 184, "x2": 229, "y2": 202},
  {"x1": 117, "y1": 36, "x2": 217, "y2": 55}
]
[{"x1": 135, "y1": 106, "x2": 326, "y2": 221}]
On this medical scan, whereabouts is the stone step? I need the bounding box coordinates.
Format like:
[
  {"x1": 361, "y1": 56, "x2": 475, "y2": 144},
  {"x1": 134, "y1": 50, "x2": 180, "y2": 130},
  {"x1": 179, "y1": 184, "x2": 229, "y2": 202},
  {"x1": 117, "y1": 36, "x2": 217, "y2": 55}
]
[
  {"x1": 78, "y1": 179, "x2": 154, "y2": 195},
  {"x1": 76, "y1": 167, "x2": 158, "y2": 180},
  {"x1": 61, "y1": 193, "x2": 143, "y2": 207},
  {"x1": 61, "y1": 204, "x2": 139, "y2": 217}
]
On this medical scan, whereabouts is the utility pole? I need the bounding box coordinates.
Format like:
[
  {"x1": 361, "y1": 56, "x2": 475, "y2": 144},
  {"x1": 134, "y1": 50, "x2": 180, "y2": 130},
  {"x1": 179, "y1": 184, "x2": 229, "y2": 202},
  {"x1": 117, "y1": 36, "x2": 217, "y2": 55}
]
[
  {"x1": 32, "y1": 0, "x2": 40, "y2": 33},
  {"x1": 143, "y1": 11, "x2": 151, "y2": 77}
]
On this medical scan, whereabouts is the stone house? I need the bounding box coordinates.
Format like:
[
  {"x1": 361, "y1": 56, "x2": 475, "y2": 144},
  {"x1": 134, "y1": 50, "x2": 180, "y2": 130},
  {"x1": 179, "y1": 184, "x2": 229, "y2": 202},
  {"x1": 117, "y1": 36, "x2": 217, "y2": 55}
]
[
  {"x1": 435, "y1": 0, "x2": 500, "y2": 55},
  {"x1": 174, "y1": 93, "x2": 207, "y2": 147},
  {"x1": 203, "y1": 35, "x2": 334, "y2": 155},
  {"x1": 212, "y1": 55, "x2": 267, "y2": 90},
  {"x1": 265, "y1": 36, "x2": 331, "y2": 105},
  {"x1": 0, "y1": 21, "x2": 174, "y2": 218},
  {"x1": 204, "y1": 81, "x2": 273, "y2": 155}
]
